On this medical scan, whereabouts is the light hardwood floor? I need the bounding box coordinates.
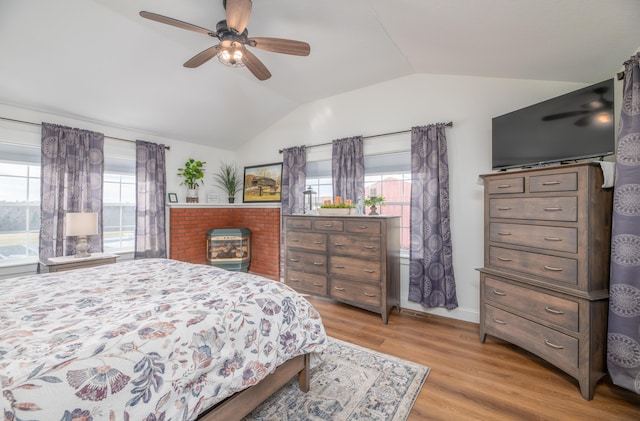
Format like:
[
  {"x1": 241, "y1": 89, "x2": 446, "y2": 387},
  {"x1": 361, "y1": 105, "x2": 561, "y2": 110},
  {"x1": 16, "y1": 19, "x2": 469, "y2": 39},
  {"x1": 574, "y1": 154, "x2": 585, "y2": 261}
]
[{"x1": 305, "y1": 296, "x2": 640, "y2": 421}]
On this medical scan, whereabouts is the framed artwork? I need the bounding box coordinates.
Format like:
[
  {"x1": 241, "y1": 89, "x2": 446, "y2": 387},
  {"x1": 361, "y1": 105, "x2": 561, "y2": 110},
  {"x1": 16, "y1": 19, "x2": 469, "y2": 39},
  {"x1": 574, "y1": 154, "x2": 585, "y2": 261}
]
[
  {"x1": 243, "y1": 162, "x2": 283, "y2": 203},
  {"x1": 168, "y1": 193, "x2": 178, "y2": 203}
]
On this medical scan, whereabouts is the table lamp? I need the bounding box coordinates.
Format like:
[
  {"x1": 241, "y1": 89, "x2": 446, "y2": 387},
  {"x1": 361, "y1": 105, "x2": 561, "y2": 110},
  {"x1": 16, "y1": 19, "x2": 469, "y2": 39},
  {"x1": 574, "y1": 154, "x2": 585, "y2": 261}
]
[{"x1": 66, "y1": 212, "x2": 98, "y2": 258}]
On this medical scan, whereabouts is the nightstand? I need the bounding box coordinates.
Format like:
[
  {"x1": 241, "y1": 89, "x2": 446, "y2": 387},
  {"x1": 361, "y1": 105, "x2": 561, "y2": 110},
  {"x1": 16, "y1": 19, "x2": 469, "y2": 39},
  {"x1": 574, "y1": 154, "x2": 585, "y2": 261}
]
[{"x1": 43, "y1": 252, "x2": 118, "y2": 272}]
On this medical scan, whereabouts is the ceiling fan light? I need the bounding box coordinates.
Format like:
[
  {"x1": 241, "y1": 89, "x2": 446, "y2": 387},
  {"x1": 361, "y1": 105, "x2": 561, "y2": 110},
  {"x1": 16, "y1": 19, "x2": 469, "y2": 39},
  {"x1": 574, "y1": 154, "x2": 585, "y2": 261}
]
[{"x1": 217, "y1": 46, "x2": 245, "y2": 68}]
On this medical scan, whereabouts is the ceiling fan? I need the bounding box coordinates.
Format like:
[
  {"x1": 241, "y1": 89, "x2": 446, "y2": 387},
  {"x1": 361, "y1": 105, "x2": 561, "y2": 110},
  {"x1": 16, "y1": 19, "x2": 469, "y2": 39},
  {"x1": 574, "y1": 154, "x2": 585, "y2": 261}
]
[{"x1": 140, "y1": 0, "x2": 310, "y2": 81}]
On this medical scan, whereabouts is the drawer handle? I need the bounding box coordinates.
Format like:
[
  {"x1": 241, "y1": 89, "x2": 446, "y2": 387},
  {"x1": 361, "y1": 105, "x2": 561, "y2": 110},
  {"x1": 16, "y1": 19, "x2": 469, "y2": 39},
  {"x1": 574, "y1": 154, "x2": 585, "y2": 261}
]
[
  {"x1": 290, "y1": 239, "x2": 299, "y2": 242},
  {"x1": 544, "y1": 237, "x2": 562, "y2": 242},
  {"x1": 544, "y1": 340, "x2": 564, "y2": 350},
  {"x1": 542, "y1": 181, "x2": 561, "y2": 185},
  {"x1": 323, "y1": 223, "x2": 334, "y2": 227},
  {"x1": 334, "y1": 265, "x2": 345, "y2": 269},
  {"x1": 544, "y1": 265, "x2": 563, "y2": 272},
  {"x1": 498, "y1": 256, "x2": 512, "y2": 262},
  {"x1": 363, "y1": 269, "x2": 375, "y2": 273},
  {"x1": 294, "y1": 224, "x2": 306, "y2": 227},
  {"x1": 497, "y1": 231, "x2": 512, "y2": 236},
  {"x1": 334, "y1": 243, "x2": 344, "y2": 246},
  {"x1": 313, "y1": 261, "x2": 323, "y2": 266},
  {"x1": 364, "y1": 245, "x2": 376, "y2": 249},
  {"x1": 313, "y1": 241, "x2": 324, "y2": 244},
  {"x1": 497, "y1": 184, "x2": 512, "y2": 189},
  {"x1": 289, "y1": 258, "x2": 299, "y2": 262},
  {"x1": 492, "y1": 288, "x2": 507, "y2": 296},
  {"x1": 313, "y1": 282, "x2": 323, "y2": 287},
  {"x1": 545, "y1": 306, "x2": 564, "y2": 315},
  {"x1": 492, "y1": 317, "x2": 507, "y2": 325},
  {"x1": 334, "y1": 287, "x2": 345, "y2": 291},
  {"x1": 496, "y1": 207, "x2": 512, "y2": 211},
  {"x1": 357, "y1": 225, "x2": 369, "y2": 229},
  {"x1": 363, "y1": 292, "x2": 376, "y2": 297},
  {"x1": 289, "y1": 278, "x2": 300, "y2": 282},
  {"x1": 544, "y1": 207, "x2": 563, "y2": 212}
]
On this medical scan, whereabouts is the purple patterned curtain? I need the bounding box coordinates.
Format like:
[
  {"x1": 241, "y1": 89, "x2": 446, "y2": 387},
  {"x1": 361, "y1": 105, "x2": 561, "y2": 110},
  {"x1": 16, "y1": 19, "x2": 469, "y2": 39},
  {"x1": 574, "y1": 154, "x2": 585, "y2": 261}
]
[
  {"x1": 39, "y1": 122, "x2": 104, "y2": 262},
  {"x1": 332, "y1": 136, "x2": 364, "y2": 203},
  {"x1": 607, "y1": 54, "x2": 640, "y2": 394},
  {"x1": 281, "y1": 146, "x2": 307, "y2": 215},
  {"x1": 135, "y1": 140, "x2": 167, "y2": 259},
  {"x1": 408, "y1": 124, "x2": 458, "y2": 309},
  {"x1": 280, "y1": 146, "x2": 306, "y2": 278}
]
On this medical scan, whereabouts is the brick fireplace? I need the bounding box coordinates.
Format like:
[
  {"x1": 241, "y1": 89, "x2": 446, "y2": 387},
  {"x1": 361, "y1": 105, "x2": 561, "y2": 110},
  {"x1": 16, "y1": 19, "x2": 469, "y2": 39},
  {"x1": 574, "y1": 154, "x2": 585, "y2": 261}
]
[{"x1": 169, "y1": 205, "x2": 280, "y2": 280}]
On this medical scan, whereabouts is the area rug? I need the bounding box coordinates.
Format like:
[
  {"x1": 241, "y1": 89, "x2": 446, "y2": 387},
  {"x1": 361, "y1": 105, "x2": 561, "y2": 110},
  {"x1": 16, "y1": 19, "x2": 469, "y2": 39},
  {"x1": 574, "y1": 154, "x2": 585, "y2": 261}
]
[{"x1": 243, "y1": 337, "x2": 430, "y2": 421}]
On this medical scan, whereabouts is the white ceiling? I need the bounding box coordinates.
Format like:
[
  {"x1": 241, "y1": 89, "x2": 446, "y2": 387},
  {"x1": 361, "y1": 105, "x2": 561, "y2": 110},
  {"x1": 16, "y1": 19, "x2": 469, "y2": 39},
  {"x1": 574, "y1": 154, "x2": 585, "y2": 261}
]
[{"x1": 0, "y1": 0, "x2": 638, "y2": 150}]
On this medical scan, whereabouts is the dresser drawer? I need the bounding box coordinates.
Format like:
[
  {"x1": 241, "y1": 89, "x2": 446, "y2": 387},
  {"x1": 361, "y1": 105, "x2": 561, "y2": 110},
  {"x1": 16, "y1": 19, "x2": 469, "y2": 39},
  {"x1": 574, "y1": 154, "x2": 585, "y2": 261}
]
[
  {"x1": 330, "y1": 278, "x2": 381, "y2": 308},
  {"x1": 345, "y1": 220, "x2": 381, "y2": 234},
  {"x1": 485, "y1": 305, "x2": 578, "y2": 371},
  {"x1": 489, "y1": 223, "x2": 577, "y2": 253},
  {"x1": 484, "y1": 277, "x2": 579, "y2": 331},
  {"x1": 330, "y1": 256, "x2": 381, "y2": 283},
  {"x1": 487, "y1": 177, "x2": 525, "y2": 194},
  {"x1": 285, "y1": 269, "x2": 327, "y2": 295},
  {"x1": 286, "y1": 250, "x2": 327, "y2": 274},
  {"x1": 489, "y1": 246, "x2": 578, "y2": 286},
  {"x1": 286, "y1": 218, "x2": 312, "y2": 230},
  {"x1": 330, "y1": 234, "x2": 381, "y2": 258},
  {"x1": 489, "y1": 197, "x2": 578, "y2": 222},
  {"x1": 530, "y1": 172, "x2": 578, "y2": 192},
  {"x1": 286, "y1": 231, "x2": 327, "y2": 252},
  {"x1": 313, "y1": 219, "x2": 344, "y2": 232}
]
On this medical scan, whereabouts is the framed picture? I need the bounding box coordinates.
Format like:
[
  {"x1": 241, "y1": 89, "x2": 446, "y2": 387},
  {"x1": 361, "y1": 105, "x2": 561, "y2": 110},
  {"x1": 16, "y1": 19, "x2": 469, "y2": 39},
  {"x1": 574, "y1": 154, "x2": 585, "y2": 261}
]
[
  {"x1": 168, "y1": 193, "x2": 178, "y2": 203},
  {"x1": 243, "y1": 162, "x2": 283, "y2": 203}
]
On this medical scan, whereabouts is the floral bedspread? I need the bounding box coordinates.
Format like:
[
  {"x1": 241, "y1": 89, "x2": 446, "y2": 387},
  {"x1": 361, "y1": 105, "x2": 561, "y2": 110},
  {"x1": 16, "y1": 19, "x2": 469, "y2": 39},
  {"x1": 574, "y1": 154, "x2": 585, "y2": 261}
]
[{"x1": 0, "y1": 259, "x2": 327, "y2": 420}]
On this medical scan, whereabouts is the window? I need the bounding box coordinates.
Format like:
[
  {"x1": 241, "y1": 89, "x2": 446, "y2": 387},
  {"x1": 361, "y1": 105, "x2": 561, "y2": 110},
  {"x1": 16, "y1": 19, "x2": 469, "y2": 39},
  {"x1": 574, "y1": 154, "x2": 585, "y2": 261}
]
[
  {"x1": 0, "y1": 161, "x2": 40, "y2": 261},
  {"x1": 103, "y1": 156, "x2": 136, "y2": 252},
  {"x1": 0, "y1": 143, "x2": 137, "y2": 263},
  {"x1": 306, "y1": 151, "x2": 412, "y2": 250}
]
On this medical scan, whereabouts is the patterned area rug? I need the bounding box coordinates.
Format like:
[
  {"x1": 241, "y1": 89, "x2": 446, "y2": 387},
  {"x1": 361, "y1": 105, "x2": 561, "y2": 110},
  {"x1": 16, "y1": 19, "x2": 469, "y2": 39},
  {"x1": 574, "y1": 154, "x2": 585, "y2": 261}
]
[{"x1": 244, "y1": 337, "x2": 430, "y2": 421}]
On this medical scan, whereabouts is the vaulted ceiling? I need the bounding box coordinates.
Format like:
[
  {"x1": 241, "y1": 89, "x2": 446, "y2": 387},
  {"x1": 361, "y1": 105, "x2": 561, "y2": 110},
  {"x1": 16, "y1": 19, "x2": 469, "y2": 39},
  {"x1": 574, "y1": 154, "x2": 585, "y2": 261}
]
[{"x1": 0, "y1": 0, "x2": 638, "y2": 150}]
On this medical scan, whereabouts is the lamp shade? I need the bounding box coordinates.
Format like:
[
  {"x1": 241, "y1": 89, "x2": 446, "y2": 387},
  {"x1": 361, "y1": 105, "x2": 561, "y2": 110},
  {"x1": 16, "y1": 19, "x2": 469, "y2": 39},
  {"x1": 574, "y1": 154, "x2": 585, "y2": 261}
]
[{"x1": 66, "y1": 212, "x2": 98, "y2": 236}]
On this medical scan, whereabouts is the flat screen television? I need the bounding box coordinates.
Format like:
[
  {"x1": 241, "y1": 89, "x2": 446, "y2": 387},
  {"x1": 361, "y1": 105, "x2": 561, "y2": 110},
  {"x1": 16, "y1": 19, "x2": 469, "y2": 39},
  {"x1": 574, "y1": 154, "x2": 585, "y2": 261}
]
[{"x1": 492, "y1": 78, "x2": 615, "y2": 170}]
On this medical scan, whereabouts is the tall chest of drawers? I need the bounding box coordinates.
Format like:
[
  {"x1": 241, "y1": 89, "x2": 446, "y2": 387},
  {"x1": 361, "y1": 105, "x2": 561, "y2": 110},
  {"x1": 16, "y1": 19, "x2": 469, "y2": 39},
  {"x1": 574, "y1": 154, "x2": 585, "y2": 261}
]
[
  {"x1": 478, "y1": 163, "x2": 613, "y2": 400},
  {"x1": 283, "y1": 215, "x2": 400, "y2": 324}
]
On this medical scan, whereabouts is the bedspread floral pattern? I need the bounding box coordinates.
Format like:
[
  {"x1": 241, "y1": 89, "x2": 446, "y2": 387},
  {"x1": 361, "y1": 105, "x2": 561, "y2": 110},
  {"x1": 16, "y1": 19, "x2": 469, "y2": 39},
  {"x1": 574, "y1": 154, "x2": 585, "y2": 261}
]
[{"x1": 0, "y1": 259, "x2": 327, "y2": 420}]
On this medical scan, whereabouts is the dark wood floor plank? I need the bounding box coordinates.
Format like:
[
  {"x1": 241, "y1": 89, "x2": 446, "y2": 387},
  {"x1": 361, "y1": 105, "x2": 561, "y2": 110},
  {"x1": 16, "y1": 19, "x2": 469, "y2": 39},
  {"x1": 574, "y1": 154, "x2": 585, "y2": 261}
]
[{"x1": 307, "y1": 297, "x2": 640, "y2": 421}]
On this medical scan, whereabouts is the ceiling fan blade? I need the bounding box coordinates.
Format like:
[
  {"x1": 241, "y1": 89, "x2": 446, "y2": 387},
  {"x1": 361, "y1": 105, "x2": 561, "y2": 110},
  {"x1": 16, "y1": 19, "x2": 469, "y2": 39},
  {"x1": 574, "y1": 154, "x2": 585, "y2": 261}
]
[
  {"x1": 184, "y1": 45, "x2": 221, "y2": 68},
  {"x1": 242, "y1": 48, "x2": 271, "y2": 80},
  {"x1": 225, "y1": 0, "x2": 252, "y2": 33},
  {"x1": 140, "y1": 11, "x2": 215, "y2": 36},
  {"x1": 248, "y1": 37, "x2": 310, "y2": 56}
]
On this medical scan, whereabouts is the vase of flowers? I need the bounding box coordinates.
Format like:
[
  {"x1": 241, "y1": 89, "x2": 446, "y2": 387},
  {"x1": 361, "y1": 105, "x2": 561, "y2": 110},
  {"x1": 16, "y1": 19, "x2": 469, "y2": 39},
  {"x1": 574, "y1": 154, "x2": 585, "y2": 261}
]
[
  {"x1": 213, "y1": 162, "x2": 242, "y2": 203},
  {"x1": 177, "y1": 158, "x2": 206, "y2": 203},
  {"x1": 363, "y1": 195, "x2": 385, "y2": 216}
]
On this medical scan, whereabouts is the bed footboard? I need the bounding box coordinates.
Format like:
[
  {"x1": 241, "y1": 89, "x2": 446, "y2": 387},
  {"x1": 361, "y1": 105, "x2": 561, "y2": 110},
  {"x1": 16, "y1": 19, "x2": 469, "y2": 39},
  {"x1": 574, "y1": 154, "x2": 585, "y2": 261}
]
[{"x1": 198, "y1": 353, "x2": 310, "y2": 421}]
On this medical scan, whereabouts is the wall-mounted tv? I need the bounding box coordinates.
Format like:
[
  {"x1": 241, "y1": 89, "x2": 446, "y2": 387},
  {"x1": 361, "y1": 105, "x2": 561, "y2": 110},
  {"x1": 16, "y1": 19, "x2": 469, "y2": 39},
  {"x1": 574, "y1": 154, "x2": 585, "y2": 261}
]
[{"x1": 492, "y1": 79, "x2": 615, "y2": 170}]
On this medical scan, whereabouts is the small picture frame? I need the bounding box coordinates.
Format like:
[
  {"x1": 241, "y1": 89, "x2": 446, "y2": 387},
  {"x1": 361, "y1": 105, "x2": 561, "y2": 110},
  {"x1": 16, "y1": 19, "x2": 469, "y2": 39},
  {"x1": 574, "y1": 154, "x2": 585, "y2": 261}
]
[
  {"x1": 243, "y1": 162, "x2": 283, "y2": 203},
  {"x1": 168, "y1": 193, "x2": 178, "y2": 203}
]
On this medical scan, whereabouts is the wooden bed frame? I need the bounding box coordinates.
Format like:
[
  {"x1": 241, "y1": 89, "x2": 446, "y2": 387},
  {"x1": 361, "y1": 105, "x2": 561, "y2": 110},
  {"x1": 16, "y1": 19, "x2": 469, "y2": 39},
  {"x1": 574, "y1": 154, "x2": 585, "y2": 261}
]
[{"x1": 197, "y1": 353, "x2": 311, "y2": 420}]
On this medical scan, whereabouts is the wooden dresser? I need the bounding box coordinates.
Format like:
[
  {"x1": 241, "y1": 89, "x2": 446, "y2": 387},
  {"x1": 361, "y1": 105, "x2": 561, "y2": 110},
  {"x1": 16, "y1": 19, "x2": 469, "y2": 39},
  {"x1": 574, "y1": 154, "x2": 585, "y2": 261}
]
[
  {"x1": 478, "y1": 163, "x2": 613, "y2": 400},
  {"x1": 283, "y1": 215, "x2": 400, "y2": 323}
]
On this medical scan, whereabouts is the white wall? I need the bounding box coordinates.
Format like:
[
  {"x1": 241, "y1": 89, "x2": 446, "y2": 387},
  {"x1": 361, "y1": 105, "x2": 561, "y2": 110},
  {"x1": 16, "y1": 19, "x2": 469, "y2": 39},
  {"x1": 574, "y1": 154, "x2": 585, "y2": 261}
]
[{"x1": 236, "y1": 73, "x2": 588, "y2": 323}]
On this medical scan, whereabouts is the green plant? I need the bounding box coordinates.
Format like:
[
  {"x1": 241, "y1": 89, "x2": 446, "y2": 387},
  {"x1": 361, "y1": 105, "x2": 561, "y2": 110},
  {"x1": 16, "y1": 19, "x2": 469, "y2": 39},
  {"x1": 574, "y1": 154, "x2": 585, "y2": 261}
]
[
  {"x1": 177, "y1": 158, "x2": 206, "y2": 189},
  {"x1": 363, "y1": 196, "x2": 385, "y2": 207},
  {"x1": 213, "y1": 161, "x2": 242, "y2": 197}
]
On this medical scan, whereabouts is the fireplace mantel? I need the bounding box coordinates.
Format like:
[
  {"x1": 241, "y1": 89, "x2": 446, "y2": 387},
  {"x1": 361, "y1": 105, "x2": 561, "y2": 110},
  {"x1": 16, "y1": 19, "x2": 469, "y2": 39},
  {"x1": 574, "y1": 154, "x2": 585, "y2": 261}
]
[{"x1": 167, "y1": 203, "x2": 281, "y2": 209}]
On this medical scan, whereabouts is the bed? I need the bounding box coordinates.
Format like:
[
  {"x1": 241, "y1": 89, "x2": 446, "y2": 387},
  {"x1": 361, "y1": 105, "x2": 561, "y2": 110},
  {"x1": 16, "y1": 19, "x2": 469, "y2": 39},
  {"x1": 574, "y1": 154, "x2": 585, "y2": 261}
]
[{"x1": 0, "y1": 258, "x2": 327, "y2": 420}]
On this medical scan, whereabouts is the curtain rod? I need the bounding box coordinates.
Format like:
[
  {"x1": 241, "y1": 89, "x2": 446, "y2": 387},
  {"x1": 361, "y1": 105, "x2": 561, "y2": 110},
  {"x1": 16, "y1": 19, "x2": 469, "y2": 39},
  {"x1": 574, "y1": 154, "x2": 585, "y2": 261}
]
[
  {"x1": 278, "y1": 121, "x2": 453, "y2": 154},
  {"x1": 0, "y1": 116, "x2": 170, "y2": 150}
]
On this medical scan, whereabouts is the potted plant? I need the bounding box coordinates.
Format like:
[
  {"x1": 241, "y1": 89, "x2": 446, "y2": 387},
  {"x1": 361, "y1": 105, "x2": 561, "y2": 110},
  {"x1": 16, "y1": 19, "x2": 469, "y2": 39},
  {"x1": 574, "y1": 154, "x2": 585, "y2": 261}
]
[
  {"x1": 177, "y1": 158, "x2": 206, "y2": 203},
  {"x1": 363, "y1": 195, "x2": 385, "y2": 216},
  {"x1": 213, "y1": 162, "x2": 242, "y2": 203}
]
